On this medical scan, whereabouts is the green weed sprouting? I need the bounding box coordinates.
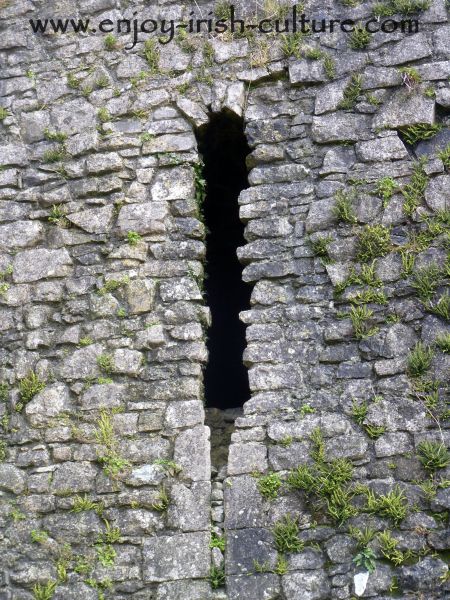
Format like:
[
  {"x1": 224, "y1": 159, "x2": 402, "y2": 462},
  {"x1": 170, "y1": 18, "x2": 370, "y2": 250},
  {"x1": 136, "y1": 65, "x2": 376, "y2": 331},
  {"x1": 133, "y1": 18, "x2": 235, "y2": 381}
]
[
  {"x1": 257, "y1": 472, "x2": 282, "y2": 500},
  {"x1": 210, "y1": 531, "x2": 225, "y2": 552},
  {"x1": 417, "y1": 441, "x2": 450, "y2": 472},
  {"x1": 356, "y1": 224, "x2": 391, "y2": 262},
  {"x1": 407, "y1": 342, "x2": 434, "y2": 377},
  {"x1": 411, "y1": 264, "x2": 443, "y2": 301},
  {"x1": 333, "y1": 190, "x2": 357, "y2": 224},
  {"x1": 364, "y1": 486, "x2": 408, "y2": 525},
  {"x1": 32, "y1": 581, "x2": 57, "y2": 600},
  {"x1": 402, "y1": 123, "x2": 442, "y2": 146},
  {"x1": 151, "y1": 485, "x2": 170, "y2": 512},
  {"x1": 373, "y1": 0, "x2": 430, "y2": 17},
  {"x1": 339, "y1": 74, "x2": 363, "y2": 110},
  {"x1": 309, "y1": 235, "x2": 333, "y2": 263},
  {"x1": 438, "y1": 143, "x2": 450, "y2": 169},
  {"x1": 209, "y1": 565, "x2": 225, "y2": 589},
  {"x1": 287, "y1": 428, "x2": 357, "y2": 525},
  {"x1": 143, "y1": 38, "x2": 160, "y2": 72},
  {"x1": 435, "y1": 333, "x2": 450, "y2": 354},
  {"x1": 94, "y1": 410, "x2": 130, "y2": 479},
  {"x1": 349, "y1": 25, "x2": 370, "y2": 49},
  {"x1": 127, "y1": 231, "x2": 142, "y2": 246},
  {"x1": 377, "y1": 530, "x2": 412, "y2": 565},
  {"x1": 353, "y1": 547, "x2": 376, "y2": 573},
  {"x1": 376, "y1": 177, "x2": 397, "y2": 206},
  {"x1": 350, "y1": 305, "x2": 379, "y2": 339},
  {"x1": 402, "y1": 159, "x2": 428, "y2": 217},
  {"x1": 273, "y1": 514, "x2": 304, "y2": 553},
  {"x1": 17, "y1": 371, "x2": 46, "y2": 412}
]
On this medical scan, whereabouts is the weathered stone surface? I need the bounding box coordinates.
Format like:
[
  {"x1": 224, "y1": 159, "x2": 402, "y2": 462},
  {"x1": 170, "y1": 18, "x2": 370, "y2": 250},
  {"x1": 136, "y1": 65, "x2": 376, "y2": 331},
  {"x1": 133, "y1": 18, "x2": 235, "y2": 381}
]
[
  {"x1": 228, "y1": 574, "x2": 281, "y2": 600},
  {"x1": 0, "y1": 463, "x2": 26, "y2": 494},
  {"x1": 117, "y1": 202, "x2": 168, "y2": 235},
  {"x1": 289, "y1": 60, "x2": 328, "y2": 84},
  {"x1": 0, "y1": 221, "x2": 43, "y2": 250},
  {"x1": 143, "y1": 532, "x2": 210, "y2": 582},
  {"x1": 311, "y1": 113, "x2": 372, "y2": 143},
  {"x1": 67, "y1": 206, "x2": 114, "y2": 233},
  {"x1": 425, "y1": 174, "x2": 450, "y2": 212},
  {"x1": 51, "y1": 461, "x2": 97, "y2": 493},
  {"x1": 227, "y1": 443, "x2": 268, "y2": 475},
  {"x1": 59, "y1": 344, "x2": 103, "y2": 380},
  {"x1": 79, "y1": 383, "x2": 126, "y2": 410},
  {"x1": 355, "y1": 135, "x2": 408, "y2": 162},
  {"x1": 174, "y1": 426, "x2": 210, "y2": 481},
  {"x1": 13, "y1": 249, "x2": 72, "y2": 283},
  {"x1": 126, "y1": 279, "x2": 156, "y2": 314},
  {"x1": 282, "y1": 570, "x2": 331, "y2": 600},
  {"x1": 25, "y1": 383, "x2": 71, "y2": 426},
  {"x1": 373, "y1": 90, "x2": 435, "y2": 129}
]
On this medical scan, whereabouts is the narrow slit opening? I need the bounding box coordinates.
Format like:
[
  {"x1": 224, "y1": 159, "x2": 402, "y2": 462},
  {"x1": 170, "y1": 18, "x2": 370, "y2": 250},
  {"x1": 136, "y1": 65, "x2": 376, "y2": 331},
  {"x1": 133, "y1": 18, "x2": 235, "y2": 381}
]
[{"x1": 195, "y1": 109, "x2": 251, "y2": 464}]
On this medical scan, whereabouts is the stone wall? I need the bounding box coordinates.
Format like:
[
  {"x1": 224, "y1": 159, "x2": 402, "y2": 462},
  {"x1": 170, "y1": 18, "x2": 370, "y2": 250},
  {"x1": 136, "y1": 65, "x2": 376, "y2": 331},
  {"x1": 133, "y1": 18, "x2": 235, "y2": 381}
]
[{"x1": 0, "y1": 0, "x2": 449, "y2": 599}]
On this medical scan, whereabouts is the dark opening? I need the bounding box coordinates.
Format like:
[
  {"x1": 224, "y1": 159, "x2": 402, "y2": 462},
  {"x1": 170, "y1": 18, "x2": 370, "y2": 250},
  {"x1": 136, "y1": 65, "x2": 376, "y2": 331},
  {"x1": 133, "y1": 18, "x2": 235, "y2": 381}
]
[{"x1": 195, "y1": 109, "x2": 251, "y2": 410}]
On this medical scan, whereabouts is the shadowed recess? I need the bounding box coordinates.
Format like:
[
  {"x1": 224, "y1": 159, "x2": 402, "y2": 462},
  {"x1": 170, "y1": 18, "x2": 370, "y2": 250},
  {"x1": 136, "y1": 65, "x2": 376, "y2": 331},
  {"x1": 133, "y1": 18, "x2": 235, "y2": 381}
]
[{"x1": 195, "y1": 109, "x2": 252, "y2": 410}]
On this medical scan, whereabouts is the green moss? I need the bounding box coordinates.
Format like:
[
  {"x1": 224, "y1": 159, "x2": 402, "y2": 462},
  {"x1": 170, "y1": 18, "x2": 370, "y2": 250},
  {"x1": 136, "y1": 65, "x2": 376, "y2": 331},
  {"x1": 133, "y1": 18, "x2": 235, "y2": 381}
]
[
  {"x1": 356, "y1": 225, "x2": 391, "y2": 262},
  {"x1": 127, "y1": 231, "x2": 142, "y2": 246},
  {"x1": 44, "y1": 128, "x2": 67, "y2": 143},
  {"x1": 0, "y1": 107, "x2": 9, "y2": 120},
  {"x1": 43, "y1": 147, "x2": 66, "y2": 163},
  {"x1": 31, "y1": 529, "x2": 48, "y2": 543},
  {"x1": 95, "y1": 410, "x2": 130, "y2": 479},
  {"x1": 0, "y1": 382, "x2": 8, "y2": 402}
]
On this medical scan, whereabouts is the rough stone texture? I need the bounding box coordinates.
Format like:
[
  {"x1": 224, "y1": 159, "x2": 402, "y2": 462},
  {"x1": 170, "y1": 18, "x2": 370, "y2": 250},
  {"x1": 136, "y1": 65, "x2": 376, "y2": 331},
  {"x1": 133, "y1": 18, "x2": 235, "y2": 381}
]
[{"x1": 0, "y1": 2, "x2": 449, "y2": 599}]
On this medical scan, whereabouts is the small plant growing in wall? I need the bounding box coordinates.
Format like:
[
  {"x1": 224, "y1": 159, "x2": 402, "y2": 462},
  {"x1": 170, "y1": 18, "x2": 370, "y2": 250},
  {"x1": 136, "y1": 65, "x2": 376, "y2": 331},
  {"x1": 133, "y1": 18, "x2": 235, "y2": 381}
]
[
  {"x1": 349, "y1": 25, "x2": 370, "y2": 50},
  {"x1": 417, "y1": 441, "x2": 450, "y2": 472},
  {"x1": 407, "y1": 342, "x2": 434, "y2": 377},
  {"x1": 350, "y1": 306, "x2": 379, "y2": 339},
  {"x1": 209, "y1": 565, "x2": 225, "y2": 589},
  {"x1": 210, "y1": 531, "x2": 225, "y2": 551},
  {"x1": 356, "y1": 225, "x2": 391, "y2": 262},
  {"x1": 377, "y1": 530, "x2": 412, "y2": 565},
  {"x1": 273, "y1": 515, "x2": 304, "y2": 553},
  {"x1": 94, "y1": 410, "x2": 130, "y2": 479},
  {"x1": 364, "y1": 486, "x2": 408, "y2": 525},
  {"x1": 401, "y1": 123, "x2": 442, "y2": 145},
  {"x1": 333, "y1": 190, "x2": 357, "y2": 224},
  {"x1": 339, "y1": 74, "x2": 363, "y2": 110},
  {"x1": 309, "y1": 235, "x2": 333, "y2": 263},
  {"x1": 33, "y1": 581, "x2": 57, "y2": 600},
  {"x1": 127, "y1": 231, "x2": 142, "y2": 246},
  {"x1": 375, "y1": 177, "x2": 397, "y2": 206},
  {"x1": 151, "y1": 485, "x2": 170, "y2": 512},
  {"x1": 104, "y1": 33, "x2": 118, "y2": 50},
  {"x1": 435, "y1": 333, "x2": 450, "y2": 354},
  {"x1": 256, "y1": 472, "x2": 282, "y2": 500},
  {"x1": 143, "y1": 39, "x2": 160, "y2": 73},
  {"x1": 17, "y1": 371, "x2": 45, "y2": 412},
  {"x1": 0, "y1": 107, "x2": 9, "y2": 120},
  {"x1": 402, "y1": 159, "x2": 428, "y2": 216}
]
